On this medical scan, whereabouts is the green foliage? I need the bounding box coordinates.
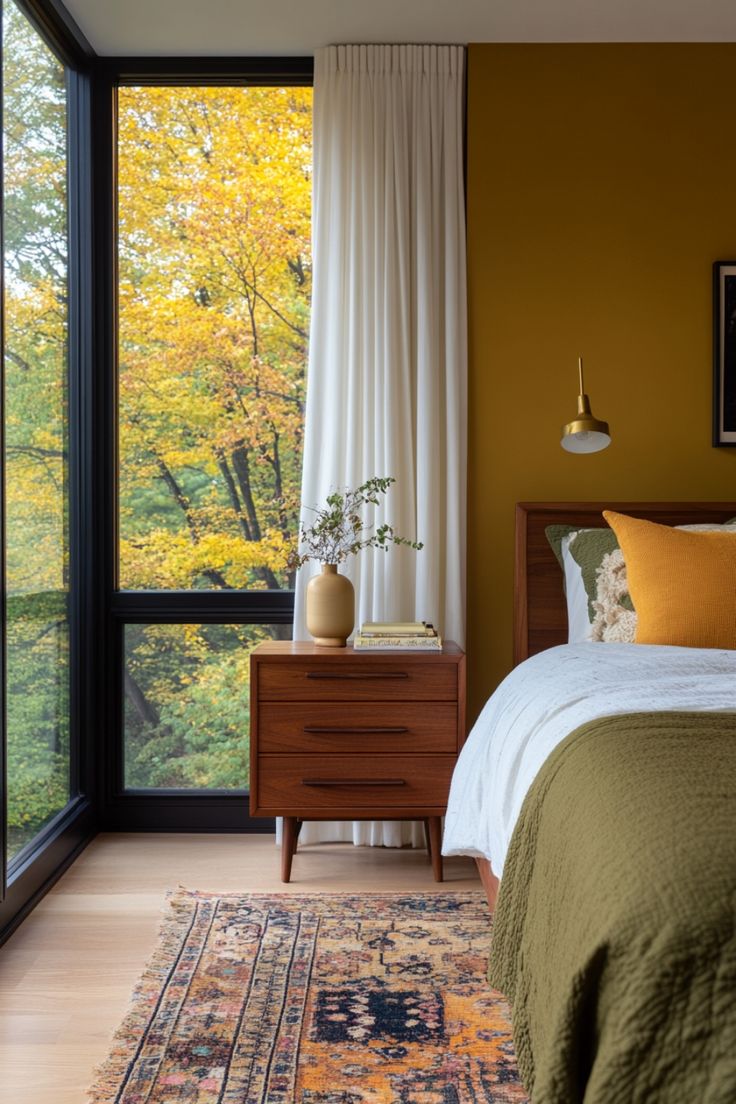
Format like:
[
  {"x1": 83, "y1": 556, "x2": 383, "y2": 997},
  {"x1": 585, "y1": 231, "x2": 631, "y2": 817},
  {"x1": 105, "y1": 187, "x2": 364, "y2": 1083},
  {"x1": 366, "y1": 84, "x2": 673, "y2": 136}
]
[
  {"x1": 124, "y1": 623, "x2": 272, "y2": 790},
  {"x1": 6, "y1": 599, "x2": 69, "y2": 856},
  {"x1": 289, "y1": 476, "x2": 424, "y2": 567},
  {"x1": 3, "y1": 0, "x2": 70, "y2": 858}
]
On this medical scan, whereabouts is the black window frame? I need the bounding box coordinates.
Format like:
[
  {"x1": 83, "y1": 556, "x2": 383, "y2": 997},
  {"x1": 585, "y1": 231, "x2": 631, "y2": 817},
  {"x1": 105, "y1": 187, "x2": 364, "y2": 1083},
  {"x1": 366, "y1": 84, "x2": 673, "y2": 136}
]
[
  {"x1": 96, "y1": 58, "x2": 313, "y2": 833},
  {"x1": 0, "y1": 0, "x2": 96, "y2": 942}
]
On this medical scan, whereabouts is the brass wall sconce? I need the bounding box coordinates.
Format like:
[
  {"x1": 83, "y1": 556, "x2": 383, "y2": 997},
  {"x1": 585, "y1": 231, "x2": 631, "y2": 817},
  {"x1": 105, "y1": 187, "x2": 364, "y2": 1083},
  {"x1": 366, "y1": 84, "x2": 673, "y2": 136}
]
[{"x1": 561, "y1": 357, "x2": 611, "y2": 454}]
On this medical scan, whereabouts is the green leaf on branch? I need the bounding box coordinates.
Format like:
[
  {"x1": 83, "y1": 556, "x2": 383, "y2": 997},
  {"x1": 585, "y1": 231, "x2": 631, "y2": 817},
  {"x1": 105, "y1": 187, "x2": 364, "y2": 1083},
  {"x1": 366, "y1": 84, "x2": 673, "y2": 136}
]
[{"x1": 287, "y1": 476, "x2": 423, "y2": 569}]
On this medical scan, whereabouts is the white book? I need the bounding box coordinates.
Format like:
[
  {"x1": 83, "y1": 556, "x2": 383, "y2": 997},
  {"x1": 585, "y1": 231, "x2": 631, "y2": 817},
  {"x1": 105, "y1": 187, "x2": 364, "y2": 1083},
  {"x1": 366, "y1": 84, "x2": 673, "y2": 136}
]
[{"x1": 353, "y1": 634, "x2": 443, "y2": 651}]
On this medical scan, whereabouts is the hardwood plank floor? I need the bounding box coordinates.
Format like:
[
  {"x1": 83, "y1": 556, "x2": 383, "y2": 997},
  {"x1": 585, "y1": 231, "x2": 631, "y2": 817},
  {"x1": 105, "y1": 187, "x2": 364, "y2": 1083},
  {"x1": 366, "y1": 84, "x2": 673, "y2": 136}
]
[{"x1": 0, "y1": 833, "x2": 478, "y2": 1104}]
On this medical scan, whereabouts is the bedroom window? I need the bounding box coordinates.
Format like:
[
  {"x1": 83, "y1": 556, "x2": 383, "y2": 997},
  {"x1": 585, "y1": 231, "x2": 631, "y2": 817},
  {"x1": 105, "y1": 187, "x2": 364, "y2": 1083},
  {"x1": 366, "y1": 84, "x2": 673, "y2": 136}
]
[
  {"x1": 2, "y1": 0, "x2": 72, "y2": 861},
  {"x1": 115, "y1": 82, "x2": 312, "y2": 802}
]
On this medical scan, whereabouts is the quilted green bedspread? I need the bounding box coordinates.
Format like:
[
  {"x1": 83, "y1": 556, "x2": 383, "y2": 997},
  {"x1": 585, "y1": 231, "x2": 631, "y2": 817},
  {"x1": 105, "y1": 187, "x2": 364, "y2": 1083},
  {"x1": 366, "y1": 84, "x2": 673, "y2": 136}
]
[{"x1": 489, "y1": 711, "x2": 736, "y2": 1103}]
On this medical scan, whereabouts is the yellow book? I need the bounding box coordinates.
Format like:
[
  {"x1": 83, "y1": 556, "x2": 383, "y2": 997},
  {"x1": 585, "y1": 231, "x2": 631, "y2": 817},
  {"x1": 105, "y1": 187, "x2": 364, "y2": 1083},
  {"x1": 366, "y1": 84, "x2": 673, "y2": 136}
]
[{"x1": 360, "y1": 621, "x2": 435, "y2": 637}]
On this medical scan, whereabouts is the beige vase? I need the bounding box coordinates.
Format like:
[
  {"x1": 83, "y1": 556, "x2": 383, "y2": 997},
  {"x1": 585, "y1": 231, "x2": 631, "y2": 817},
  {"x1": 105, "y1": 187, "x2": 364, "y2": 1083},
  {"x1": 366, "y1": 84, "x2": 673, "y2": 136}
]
[{"x1": 306, "y1": 564, "x2": 355, "y2": 647}]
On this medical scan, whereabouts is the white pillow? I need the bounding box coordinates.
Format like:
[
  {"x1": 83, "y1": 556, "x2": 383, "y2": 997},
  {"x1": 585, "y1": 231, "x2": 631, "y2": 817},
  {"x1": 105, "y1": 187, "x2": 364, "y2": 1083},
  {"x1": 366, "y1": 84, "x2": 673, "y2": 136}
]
[{"x1": 560, "y1": 534, "x2": 593, "y2": 643}]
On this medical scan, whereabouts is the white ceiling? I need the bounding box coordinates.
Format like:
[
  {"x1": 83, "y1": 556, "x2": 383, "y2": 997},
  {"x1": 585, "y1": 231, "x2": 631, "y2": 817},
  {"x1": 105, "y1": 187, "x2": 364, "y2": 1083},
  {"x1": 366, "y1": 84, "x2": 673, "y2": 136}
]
[{"x1": 62, "y1": 0, "x2": 736, "y2": 57}]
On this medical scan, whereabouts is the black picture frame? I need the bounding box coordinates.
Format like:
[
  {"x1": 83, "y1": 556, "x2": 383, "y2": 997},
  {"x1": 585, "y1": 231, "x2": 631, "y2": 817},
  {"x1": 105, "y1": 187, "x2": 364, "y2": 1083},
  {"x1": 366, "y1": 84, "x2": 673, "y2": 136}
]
[{"x1": 713, "y1": 260, "x2": 736, "y2": 447}]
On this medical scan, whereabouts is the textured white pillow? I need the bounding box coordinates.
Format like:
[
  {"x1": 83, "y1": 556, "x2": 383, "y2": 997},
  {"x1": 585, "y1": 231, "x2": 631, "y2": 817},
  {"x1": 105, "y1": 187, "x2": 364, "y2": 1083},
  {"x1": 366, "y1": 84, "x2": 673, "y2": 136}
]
[{"x1": 591, "y1": 548, "x2": 638, "y2": 642}]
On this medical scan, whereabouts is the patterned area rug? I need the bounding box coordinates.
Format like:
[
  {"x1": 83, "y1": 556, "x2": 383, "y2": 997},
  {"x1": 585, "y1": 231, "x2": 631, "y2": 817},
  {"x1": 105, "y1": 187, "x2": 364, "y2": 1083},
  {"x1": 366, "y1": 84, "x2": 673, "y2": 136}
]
[{"x1": 89, "y1": 890, "x2": 527, "y2": 1103}]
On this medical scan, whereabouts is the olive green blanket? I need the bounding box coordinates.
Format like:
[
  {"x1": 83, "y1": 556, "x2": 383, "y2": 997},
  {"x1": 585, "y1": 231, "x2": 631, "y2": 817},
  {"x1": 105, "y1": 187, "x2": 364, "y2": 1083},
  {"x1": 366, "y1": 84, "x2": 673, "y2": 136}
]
[{"x1": 489, "y1": 711, "x2": 736, "y2": 1103}]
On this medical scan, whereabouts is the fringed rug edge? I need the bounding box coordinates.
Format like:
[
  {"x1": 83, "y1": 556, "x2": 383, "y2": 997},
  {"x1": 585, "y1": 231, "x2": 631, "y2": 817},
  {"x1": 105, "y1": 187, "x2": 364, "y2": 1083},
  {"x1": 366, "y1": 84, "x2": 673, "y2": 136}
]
[{"x1": 86, "y1": 888, "x2": 199, "y2": 1104}]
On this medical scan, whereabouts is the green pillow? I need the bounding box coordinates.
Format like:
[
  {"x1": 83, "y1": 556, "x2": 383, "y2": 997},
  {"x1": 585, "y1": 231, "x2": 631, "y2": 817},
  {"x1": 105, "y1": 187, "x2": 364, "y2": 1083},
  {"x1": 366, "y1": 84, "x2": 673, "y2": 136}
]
[
  {"x1": 567, "y1": 528, "x2": 635, "y2": 623},
  {"x1": 545, "y1": 524, "x2": 632, "y2": 633},
  {"x1": 544, "y1": 524, "x2": 577, "y2": 572}
]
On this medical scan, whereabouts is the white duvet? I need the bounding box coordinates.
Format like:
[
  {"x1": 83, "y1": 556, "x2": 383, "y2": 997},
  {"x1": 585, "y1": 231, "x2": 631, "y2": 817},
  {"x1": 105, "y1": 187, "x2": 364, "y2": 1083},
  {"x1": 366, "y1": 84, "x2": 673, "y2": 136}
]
[{"x1": 442, "y1": 643, "x2": 736, "y2": 876}]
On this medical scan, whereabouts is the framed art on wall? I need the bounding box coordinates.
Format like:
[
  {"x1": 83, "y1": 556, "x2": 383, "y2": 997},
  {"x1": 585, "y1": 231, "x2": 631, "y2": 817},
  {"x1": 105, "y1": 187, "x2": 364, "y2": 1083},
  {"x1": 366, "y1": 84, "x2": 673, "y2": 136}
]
[{"x1": 713, "y1": 260, "x2": 736, "y2": 447}]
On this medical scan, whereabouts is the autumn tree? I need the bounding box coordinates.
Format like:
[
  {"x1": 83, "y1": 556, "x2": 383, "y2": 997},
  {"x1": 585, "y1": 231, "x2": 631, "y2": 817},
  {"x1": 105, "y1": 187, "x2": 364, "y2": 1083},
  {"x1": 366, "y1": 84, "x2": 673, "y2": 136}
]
[
  {"x1": 117, "y1": 85, "x2": 312, "y2": 788},
  {"x1": 118, "y1": 85, "x2": 312, "y2": 593}
]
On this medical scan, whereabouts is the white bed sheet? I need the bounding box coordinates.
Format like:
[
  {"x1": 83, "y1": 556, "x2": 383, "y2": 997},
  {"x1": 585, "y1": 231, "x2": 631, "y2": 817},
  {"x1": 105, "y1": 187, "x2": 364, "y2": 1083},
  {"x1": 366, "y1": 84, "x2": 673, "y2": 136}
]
[{"x1": 442, "y1": 643, "x2": 736, "y2": 876}]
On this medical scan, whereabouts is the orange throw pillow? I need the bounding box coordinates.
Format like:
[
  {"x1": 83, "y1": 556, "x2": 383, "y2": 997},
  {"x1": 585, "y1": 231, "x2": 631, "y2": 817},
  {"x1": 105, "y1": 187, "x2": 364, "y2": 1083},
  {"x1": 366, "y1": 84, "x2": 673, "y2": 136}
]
[{"x1": 603, "y1": 511, "x2": 736, "y2": 649}]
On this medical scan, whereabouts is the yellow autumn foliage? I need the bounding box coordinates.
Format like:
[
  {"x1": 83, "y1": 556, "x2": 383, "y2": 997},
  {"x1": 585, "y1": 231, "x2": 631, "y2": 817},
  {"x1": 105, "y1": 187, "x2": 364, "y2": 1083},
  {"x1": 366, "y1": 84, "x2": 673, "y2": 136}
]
[{"x1": 118, "y1": 85, "x2": 312, "y2": 593}]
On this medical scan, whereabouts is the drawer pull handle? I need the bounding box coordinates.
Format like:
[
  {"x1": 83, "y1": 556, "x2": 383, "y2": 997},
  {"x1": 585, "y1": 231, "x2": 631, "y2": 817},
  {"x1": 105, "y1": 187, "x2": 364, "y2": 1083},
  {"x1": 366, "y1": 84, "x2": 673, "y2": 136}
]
[
  {"x1": 305, "y1": 672, "x2": 409, "y2": 680},
  {"x1": 301, "y1": 778, "x2": 407, "y2": 787},
  {"x1": 303, "y1": 725, "x2": 409, "y2": 735}
]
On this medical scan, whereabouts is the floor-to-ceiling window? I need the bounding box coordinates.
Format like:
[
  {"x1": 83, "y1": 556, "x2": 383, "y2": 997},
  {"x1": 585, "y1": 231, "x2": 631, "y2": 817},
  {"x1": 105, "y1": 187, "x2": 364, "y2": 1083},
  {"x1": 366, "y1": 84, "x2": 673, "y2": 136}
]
[
  {"x1": 0, "y1": 14, "x2": 313, "y2": 932},
  {"x1": 112, "y1": 81, "x2": 311, "y2": 814},
  {"x1": 2, "y1": 0, "x2": 72, "y2": 863}
]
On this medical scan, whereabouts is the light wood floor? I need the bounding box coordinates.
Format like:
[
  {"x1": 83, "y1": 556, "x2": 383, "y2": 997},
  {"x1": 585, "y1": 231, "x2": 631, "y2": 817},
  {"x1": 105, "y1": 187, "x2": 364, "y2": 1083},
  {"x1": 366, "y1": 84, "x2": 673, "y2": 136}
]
[{"x1": 0, "y1": 833, "x2": 478, "y2": 1104}]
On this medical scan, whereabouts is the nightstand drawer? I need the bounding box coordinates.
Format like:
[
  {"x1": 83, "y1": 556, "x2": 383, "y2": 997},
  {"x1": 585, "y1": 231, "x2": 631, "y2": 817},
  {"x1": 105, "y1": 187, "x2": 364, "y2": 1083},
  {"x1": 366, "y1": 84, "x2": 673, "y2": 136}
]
[
  {"x1": 256, "y1": 754, "x2": 455, "y2": 809},
  {"x1": 256, "y1": 660, "x2": 457, "y2": 702},
  {"x1": 257, "y1": 702, "x2": 458, "y2": 753}
]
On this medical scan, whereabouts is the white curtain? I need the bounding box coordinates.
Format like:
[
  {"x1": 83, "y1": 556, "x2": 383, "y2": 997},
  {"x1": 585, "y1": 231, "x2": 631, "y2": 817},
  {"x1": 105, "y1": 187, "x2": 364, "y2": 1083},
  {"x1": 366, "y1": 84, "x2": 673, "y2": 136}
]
[{"x1": 289, "y1": 43, "x2": 467, "y2": 849}]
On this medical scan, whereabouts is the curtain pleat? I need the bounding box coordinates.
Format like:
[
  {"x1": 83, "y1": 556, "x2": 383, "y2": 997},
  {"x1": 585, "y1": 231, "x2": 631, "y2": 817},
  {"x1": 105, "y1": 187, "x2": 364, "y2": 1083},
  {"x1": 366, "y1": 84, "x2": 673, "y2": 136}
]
[{"x1": 289, "y1": 44, "x2": 467, "y2": 849}]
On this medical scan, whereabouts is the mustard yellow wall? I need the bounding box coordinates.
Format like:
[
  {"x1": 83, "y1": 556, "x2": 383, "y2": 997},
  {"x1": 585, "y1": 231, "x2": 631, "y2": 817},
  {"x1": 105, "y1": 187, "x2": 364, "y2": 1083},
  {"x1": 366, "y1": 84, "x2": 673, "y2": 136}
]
[{"x1": 467, "y1": 44, "x2": 736, "y2": 720}]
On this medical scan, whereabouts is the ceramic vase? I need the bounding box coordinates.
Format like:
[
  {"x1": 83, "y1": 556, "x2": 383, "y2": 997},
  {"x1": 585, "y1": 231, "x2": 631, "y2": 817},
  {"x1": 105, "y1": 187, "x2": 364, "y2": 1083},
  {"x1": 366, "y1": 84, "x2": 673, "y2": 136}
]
[{"x1": 305, "y1": 564, "x2": 355, "y2": 647}]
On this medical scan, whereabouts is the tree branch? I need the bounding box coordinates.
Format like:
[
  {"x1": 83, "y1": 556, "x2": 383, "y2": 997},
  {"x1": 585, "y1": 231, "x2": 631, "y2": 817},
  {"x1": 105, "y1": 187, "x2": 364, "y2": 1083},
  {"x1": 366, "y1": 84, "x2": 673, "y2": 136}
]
[
  {"x1": 155, "y1": 454, "x2": 234, "y2": 590},
  {"x1": 216, "y1": 450, "x2": 252, "y2": 541}
]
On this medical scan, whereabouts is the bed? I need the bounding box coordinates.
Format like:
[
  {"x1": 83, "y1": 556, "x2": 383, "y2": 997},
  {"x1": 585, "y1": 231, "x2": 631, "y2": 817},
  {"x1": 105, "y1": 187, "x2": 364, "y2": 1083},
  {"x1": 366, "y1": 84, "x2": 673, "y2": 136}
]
[{"x1": 443, "y1": 502, "x2": 736, "y2": 1103}]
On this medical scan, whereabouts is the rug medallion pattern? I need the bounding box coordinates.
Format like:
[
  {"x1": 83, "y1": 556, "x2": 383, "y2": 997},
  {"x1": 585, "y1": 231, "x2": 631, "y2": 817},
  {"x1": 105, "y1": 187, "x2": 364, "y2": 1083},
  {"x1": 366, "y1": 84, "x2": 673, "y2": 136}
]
[{"x1": 90, "y1": 891, "x2": 527, "y2": 1103}]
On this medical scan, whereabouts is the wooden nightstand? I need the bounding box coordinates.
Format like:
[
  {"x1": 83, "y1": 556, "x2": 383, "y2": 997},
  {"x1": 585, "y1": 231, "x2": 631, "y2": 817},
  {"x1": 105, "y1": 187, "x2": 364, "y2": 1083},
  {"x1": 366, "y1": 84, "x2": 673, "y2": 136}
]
[{"x1": 249, "y1": 641, "x2": 466, "y2": 883}]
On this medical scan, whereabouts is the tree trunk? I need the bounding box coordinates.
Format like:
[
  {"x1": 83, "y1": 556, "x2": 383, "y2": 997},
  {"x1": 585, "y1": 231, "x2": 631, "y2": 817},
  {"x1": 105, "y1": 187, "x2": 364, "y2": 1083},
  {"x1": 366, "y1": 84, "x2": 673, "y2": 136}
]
[
  {"x1": 124, "y1": 667, "x2": 160, "y2": 728},
  {"x1": 216, "y1": 451, "x2": 252, "y2": 540},
  {"x1": 156, "y1": 457, "x2": 198, "y2": 538},
  {"x1": 156, "y1": 453, "x2": 232, "y2": 589},
  {"x1": 230, "y1": 445, "x2": 262, "y2": 541}
]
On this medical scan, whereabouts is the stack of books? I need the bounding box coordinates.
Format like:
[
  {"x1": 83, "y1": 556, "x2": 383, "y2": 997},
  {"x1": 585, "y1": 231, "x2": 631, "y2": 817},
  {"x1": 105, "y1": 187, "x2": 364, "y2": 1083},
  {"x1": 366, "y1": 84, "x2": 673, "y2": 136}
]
[{"x1": 353, "y1": 621, "x2": 442, "y2": 651}]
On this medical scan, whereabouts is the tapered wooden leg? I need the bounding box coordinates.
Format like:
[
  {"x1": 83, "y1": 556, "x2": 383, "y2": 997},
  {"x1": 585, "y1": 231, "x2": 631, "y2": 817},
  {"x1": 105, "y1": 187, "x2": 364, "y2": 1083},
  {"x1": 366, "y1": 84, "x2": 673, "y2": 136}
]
[
  {"x1": 422, "y1": 819, "x2": 433, "y2": 863},
  {"x1": 293, "y1": 818, "x2": 304, "y2": 854},
  {"x1": 282, "y1": 816, "x2": 297, "y2": 882},
  {"x1": 427, "y1": 816, "x2": 443, "y2": 882}
]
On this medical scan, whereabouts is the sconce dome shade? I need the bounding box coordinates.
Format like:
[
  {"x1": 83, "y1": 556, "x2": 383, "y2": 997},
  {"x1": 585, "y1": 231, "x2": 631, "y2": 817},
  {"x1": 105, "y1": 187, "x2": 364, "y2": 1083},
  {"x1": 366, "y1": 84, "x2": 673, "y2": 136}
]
[
  {"x1": 561, "y1": 424, "x2": 611, "y2": 453},
  {"x1": 561, "y1": 393, "x2": 611, "y2": 454}
]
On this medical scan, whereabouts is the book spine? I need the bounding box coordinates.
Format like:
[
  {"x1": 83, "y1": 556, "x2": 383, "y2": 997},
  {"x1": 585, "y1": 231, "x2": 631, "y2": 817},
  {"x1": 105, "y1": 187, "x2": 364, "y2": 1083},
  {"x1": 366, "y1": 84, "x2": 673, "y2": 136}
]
[{"x1": 354, "y1": 635, "x2": 443, "y2": 650}]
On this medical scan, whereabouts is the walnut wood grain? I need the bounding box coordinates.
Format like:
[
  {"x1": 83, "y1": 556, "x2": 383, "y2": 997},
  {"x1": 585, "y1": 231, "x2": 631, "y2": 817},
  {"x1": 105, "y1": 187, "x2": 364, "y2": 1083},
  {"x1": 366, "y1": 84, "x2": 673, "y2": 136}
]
[
  {"x1": 255, "y1": 754, "x2": 456, "y2": 812},
  {"x1": 257, "y1": 701, "x2": 458, "y2": 754},
  {"x1": 427, "y1": 816, "x2": 444, "y2": 883},
  {"x1": 514, "y1": 501, "x2": 736, "y2": 665},
  {"x1": 252, "y1": 641, "x2": 465, "y2": 657},
  {"x1": 256, "y1": 657, "x2": 458, "y2": 702},
  {"x1": 281, "y1": 816, "x2": 297, "y2": 882}
]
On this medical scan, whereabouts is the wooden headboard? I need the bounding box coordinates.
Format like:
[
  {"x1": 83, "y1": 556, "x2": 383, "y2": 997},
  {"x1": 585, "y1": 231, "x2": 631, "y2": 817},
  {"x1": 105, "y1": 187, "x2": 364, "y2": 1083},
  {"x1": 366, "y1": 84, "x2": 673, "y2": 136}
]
[{"x1": 514, "y1": 501, "x2": 736, "y2": 665}]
